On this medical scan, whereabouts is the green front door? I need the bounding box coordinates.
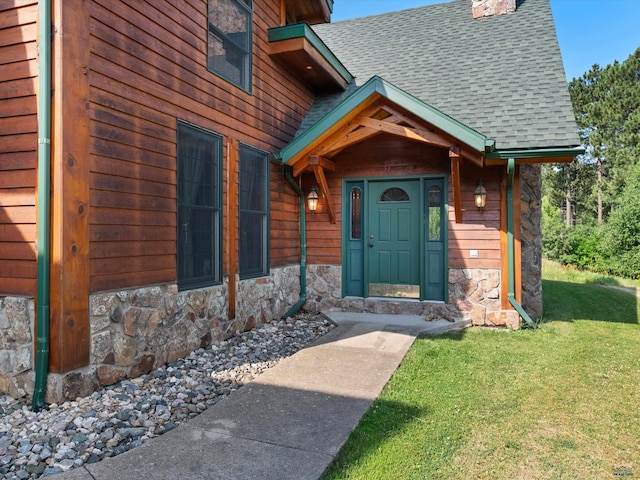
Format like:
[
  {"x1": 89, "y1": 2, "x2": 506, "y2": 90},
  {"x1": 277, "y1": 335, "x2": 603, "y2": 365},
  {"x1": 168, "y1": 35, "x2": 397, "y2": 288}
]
[{"x1": 367, "y1": 180, "x2": 421, "y2": 298}]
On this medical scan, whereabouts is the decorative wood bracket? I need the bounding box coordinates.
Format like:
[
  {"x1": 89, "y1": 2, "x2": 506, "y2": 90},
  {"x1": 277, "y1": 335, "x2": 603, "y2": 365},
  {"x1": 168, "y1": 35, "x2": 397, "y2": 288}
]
[
  {"x1": 290, "y1": 155, "x2": 337, "y2": 224},
  {"x1": 450, "y1": 147, "x2": 463, "y2": 224},
  {"x1": 310, "y1": 156, "x2": 336, "y2": 224}
]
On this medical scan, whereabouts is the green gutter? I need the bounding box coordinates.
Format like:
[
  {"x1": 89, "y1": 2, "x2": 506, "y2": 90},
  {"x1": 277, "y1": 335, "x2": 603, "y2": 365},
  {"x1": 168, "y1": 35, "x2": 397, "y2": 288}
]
[
  {"x1": 486, "y1": 146, "x2": 584, "y2": 161},
  {"x1": 33, "y1": 0, "x2": 52, "y2": 409},
  {"x1": 506, "y1": 158, "x2": 536, "y2": 329},
  {"x1": 267, "y1": 23, "x2": 353, "y2": 84},
  {"x1": 282, "y1": 166, "x2": 307, "y2": 318}
]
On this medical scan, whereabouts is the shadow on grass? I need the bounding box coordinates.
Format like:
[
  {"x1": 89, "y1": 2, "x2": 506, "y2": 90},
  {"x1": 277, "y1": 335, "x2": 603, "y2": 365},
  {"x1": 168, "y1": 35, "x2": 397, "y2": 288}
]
[
  {"x1": 322, "y1": 399, "x2": 427, "y2": 479},
  {"x1": 543, "y1": 279, "x2": 638, "y2": 324},
  {"x1": 419, "y1": 330, "x2": 468, "y2": 341}
]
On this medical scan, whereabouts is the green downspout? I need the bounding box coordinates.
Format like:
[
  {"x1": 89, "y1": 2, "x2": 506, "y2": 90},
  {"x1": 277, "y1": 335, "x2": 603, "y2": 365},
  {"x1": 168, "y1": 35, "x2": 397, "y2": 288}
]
[
  {"x1": 32, "y1": 0, "x2": 52, "y2": 409},
  {"x1": 282, "y1": 166, "x2": 307, "y2": 318},
  {"x1": 506, "y1": 158, "x2": 536, "y2": 329}
]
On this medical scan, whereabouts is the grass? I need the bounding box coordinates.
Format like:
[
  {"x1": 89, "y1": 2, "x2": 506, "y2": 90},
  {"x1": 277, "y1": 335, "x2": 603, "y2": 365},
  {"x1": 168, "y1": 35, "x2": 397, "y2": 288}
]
[
  {"x1": 321, "y1": 260, "x2": 640, "y2": 479},
  {"x1": 542, "y1": 258, "x2": 640, "y2": 290}
]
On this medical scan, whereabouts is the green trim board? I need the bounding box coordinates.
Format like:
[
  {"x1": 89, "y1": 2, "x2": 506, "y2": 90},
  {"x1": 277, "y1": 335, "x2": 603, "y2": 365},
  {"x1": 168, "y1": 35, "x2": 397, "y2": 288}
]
[
  {"x1": 275, "y1": 76, "x2": 491, "y2": 165},
  {"x1": 485, "y1": 146, "x2": 584, "y2": 161},
  {"x1": 267, "y1": 23, "x2": 353, "y2": 84},
  {"x1": 325, "y1": 0, "x2": 334, "y2": 14}
]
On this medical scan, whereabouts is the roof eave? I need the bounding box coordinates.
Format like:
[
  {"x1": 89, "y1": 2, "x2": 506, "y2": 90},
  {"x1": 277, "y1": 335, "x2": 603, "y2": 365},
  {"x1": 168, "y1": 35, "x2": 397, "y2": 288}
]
[
  {"x1": 484, "y1": 146, "x2": 585, "y2": 165},
  {"x1": 276, "y1": 76, "x2": 491, "y2": 164},
  {"x1": 268, "y1": 23, "x2": 353, "y2": 86}
]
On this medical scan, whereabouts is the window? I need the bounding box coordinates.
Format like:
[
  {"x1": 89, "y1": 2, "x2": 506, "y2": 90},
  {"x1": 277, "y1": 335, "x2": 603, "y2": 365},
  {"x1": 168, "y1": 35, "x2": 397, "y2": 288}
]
[
  {"x1": 239, "y1": 144, "x2": 269, "y2": 278},
  {"x1": 208, "y1": 0, "x2": 252, "y2": 91},
  {"x1": 379, "y1": 187, "x2": 410, "y2": 202},
  {"x1": 428, "y1": 185, "x2": 441, "y2": 241},
  {"x1": 350, "y1": 187, "x2": 362, "y2": 240},
  {"x1": 177, "y1": 122, "x2": 222, "y2": 289}
]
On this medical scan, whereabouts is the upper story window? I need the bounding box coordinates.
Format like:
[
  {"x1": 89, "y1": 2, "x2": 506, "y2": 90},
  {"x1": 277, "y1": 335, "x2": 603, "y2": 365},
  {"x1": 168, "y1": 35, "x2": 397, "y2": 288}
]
[{"x1": 208, "y1": 0, "x2": 252, "y2": 92}]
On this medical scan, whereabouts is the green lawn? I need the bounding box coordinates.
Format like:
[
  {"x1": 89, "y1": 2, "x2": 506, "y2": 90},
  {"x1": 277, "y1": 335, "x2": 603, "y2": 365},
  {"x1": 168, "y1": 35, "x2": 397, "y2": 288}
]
[{"x1": 321, "y1": 261, "x2": 640, "y2": 479}]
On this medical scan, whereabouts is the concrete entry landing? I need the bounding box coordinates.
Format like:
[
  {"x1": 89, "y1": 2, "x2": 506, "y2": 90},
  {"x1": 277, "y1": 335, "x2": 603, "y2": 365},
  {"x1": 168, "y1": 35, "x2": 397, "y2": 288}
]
[
  {"x1": 60, "y1": 311, "x2": 467, "y2": 480},
  {"x1": 324, "y1": 310, "x2": 471, "y2": 336}
]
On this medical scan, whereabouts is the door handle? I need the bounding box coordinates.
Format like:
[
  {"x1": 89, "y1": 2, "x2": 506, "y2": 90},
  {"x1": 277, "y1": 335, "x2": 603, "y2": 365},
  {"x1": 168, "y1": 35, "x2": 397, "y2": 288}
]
[{"x1": 369, "y1": 242, "x2": 374, "y2": 248}]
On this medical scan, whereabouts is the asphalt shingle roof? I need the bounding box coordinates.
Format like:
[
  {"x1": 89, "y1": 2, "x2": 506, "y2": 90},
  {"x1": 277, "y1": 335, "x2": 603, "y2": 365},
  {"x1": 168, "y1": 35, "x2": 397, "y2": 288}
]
[{"x1": 301, "y1": 0, "x2": 580, "y2": 150}]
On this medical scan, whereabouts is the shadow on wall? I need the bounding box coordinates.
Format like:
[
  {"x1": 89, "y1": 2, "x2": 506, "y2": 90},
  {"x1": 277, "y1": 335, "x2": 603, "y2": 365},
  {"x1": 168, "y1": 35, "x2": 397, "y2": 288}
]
[{"x1": 0, "y1": 203, "x2": 37, "y2": 398}]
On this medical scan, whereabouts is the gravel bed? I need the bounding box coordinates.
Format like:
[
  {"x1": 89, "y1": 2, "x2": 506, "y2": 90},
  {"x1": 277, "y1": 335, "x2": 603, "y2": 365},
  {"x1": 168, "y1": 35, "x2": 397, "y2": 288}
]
[{"x1": 0, "y1": 314, "x2": 335, "y2": 479}]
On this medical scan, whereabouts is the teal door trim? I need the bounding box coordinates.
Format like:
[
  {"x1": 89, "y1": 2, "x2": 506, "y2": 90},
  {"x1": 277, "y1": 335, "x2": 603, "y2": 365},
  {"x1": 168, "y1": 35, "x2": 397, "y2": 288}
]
[
  {"x1": 341, "y1": 175, "x2": 448, "y2": 301},
  {"x1": 343, "y1": 181, "x2": 365, "y2": 297},
  {"x1": 423, "y1": 177, "x2": 447, "y2": 301}
]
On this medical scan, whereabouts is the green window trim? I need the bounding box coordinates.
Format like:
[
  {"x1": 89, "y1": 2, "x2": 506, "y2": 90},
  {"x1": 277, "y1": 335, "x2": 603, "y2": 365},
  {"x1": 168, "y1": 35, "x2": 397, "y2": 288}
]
[
  {"x1": 239, "y1": 143, "x2": 270, "y2": 279},
  {"x1": 207, "y1": 0, "x2": 253, "y2": 93},
  {"x1": 176, "y1": 121, "x2": 223, "y2": 290}
]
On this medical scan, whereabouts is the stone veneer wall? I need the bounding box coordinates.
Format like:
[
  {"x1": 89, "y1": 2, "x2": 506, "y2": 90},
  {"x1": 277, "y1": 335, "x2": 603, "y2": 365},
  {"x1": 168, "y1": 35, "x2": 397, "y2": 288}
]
[
  {"x1": 0, "y1": 265, "x2": 302, "y2": 402},
  {"x1": 306, "y1": 265, "x2": 519, "y2": 329},
  {"x1": 236, "y1": 265, "x2": 301, "y2": 330},
  {"x1": 0, "y1": 297, "x2": 34, "y2": 398},
  {"x1": 520, "y1": 164, "x2": 543, "y2": 320}
]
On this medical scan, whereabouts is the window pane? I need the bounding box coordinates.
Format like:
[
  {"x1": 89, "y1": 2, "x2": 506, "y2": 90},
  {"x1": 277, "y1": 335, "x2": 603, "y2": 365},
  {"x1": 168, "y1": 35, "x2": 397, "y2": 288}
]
[
  {"x1": 177, "y1": 123, "x2": 221, "y2": 288},
  {"x1": 239, "y1": 144, "x2": 269, "y2": 278},
  {"x1": 239, "y1": 146, "x2": 268, "y2": 211},
  {"x1": 208, "y1": 0, "x2": 249, "y2": 48},
  {"x1": 208, "y1": 0, "x2": 251, "y2": 90},
  {"x1": 350, "y1": 187, "x2": 362, "y2": 240},
  {"x1": 428, "y1": 186, "x2": 441, "y2": 241},
  {"x1": 380, "y1": 187, "x2": 410, "y2": 202},
  {"x1": 239, "y1": 212, "x2": 266, "y2": 276}
]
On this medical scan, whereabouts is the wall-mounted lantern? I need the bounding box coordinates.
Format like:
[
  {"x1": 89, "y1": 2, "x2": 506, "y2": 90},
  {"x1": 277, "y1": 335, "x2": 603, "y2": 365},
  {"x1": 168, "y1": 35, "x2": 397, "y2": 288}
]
[
  {"x1": 307, "y1": 185, "x2": 319, "y2": 214},
  {"x1": 474, "y1": 180, "x2": 487, "y2": 211}
]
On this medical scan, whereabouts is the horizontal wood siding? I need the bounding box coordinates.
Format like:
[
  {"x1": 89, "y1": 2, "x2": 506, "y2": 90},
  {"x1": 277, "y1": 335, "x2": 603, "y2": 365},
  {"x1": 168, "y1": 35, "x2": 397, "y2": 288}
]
[
  {"x1": 305, "y1": 135, "x2": 502, "y2": 269},
  {"x1": 0, "y1": 1, "x2": 38, "y2": 296},
  {"x1": 88, "y1": 0, "x2": 313, "y2": 292},
  {"x1": 448, "y1": 160, "x2": 501, "y2": 269}
]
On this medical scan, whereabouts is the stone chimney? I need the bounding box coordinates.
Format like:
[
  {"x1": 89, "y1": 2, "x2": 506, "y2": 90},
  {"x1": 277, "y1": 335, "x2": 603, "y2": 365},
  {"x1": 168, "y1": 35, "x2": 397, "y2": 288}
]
[{"x1": 472, "y1": 0, "x2": 516, "y2": 18}]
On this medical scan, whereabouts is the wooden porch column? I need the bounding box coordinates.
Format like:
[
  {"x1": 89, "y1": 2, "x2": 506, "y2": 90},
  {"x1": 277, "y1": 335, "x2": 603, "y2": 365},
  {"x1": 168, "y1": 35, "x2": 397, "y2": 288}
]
[
  {"x1": 450, "y1": 148, "x2": 463, "y2": 224},
  {"x1": 49, "y1": 0, "x2": 91, "y2": 372}
]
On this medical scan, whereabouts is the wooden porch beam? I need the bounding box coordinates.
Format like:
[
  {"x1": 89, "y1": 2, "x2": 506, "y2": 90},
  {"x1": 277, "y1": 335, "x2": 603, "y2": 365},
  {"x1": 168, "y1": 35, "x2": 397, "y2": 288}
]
[
  {"x1": 370, "y1": 105, "x2": 485, "y2": 165},
  {"x1": 285, "y1": 94, "x2": 382, "y2": 169},
  {"x1": 320, "y1": 126, "x2": 379, "y2": 157},
  {"x1": 358, "y1": 117, "x2": 452, "y2": 149},
  {"x1": 312, "y1": 165, "x2": 336, "y2": 224},
  {"x1": 362, "y1": 105, "x2": 453, "y2": 149},
  {"x1": 292, "y1": 157, "x2": 311, "y2": 177},
  {"x1": 450, "y1": 148, "x2": 463, "y2": 224},
  {"x1": 309, "y1": 155, "x2": 335, "y2": 172},
  {"x1": 459, "y1": 146, "x2": 484, "y2": 167}
]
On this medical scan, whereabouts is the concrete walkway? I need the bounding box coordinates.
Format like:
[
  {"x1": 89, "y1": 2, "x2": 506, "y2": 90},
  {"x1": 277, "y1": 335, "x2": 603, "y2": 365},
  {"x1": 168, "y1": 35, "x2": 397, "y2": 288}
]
[{"x1": 60, "y1": 313, "x2": 467, "y2": 480}]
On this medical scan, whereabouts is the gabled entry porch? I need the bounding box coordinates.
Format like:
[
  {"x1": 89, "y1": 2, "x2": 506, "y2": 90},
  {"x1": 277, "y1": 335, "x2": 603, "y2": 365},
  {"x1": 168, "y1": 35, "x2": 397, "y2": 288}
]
[{"x1": 276, "y1": 76, "x2": 524, "y2": 328}]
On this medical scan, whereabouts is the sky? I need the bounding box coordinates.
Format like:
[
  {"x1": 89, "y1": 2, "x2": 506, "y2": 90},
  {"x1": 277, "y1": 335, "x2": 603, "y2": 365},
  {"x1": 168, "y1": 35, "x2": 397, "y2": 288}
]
[{"x1": 331, "y1": 0, "x2": 640, "y2": 81}]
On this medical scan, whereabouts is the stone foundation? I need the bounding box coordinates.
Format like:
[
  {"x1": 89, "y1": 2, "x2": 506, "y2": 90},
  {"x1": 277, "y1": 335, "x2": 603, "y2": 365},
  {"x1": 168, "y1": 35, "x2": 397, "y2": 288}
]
[
  {"x1": 236, "y1": 265, "x2": 301, "y2": 331},
  {"x1": 0, "y1": 265, "x2": 304, "y2": 402},
  {"x1": 306, "y1": 265, "x2": 520, "y2": 329},
  {"x1": 0, "y1": 296, "x2": 34, "y2": 398}
]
